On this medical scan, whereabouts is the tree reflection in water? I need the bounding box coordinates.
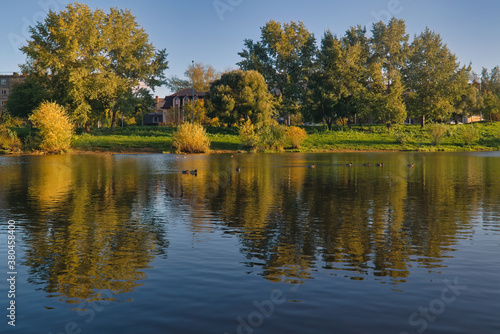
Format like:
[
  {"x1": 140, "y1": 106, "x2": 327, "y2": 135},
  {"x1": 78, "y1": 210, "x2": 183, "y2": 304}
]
[{"x1": 0, "y1": 152, "x2": 496, "y2": 303}]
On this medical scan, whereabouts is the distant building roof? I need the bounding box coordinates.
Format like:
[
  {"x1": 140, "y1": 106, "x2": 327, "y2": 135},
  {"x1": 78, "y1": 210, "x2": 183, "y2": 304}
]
[{"x1": 162, "y1": 88, "x2": 208, "y2": 109}]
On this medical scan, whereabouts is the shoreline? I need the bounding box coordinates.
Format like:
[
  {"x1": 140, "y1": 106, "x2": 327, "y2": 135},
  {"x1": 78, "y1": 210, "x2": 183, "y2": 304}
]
[{"x1": 2, "y1": 146, "x2": 498, "y2": 156}]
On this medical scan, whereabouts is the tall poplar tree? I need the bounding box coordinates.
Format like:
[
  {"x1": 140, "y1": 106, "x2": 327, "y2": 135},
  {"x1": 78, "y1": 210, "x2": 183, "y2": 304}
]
[{"x1": 20, "y1": 2, "x2": 168, "y2": 130}]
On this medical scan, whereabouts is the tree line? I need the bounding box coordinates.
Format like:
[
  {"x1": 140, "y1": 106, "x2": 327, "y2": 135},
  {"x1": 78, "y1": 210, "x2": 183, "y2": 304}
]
[
  {"x1": 3, "y1": 2, "x2": 500, "y2": 130},
  {"x1": 233, "y1": 18, "x2": 500, "y2": 128}
]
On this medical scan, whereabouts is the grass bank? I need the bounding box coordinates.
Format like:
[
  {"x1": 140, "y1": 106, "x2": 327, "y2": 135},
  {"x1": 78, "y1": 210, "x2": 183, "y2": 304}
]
[{"x1": 7, "y1": 122, "x2": 500, "y2": 154}]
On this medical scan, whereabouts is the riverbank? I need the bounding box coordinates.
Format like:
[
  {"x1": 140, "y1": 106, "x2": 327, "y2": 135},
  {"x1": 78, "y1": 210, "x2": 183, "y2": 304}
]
[
  {"x1": 4, "y1": 123, "x2": 500, "y2": 155},
  {"x1": 69, "y1": 123, "x2": 500, "y2": 154}
]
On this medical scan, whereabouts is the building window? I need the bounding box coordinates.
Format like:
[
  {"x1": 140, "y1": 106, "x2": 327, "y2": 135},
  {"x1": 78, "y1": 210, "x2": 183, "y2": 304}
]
[
  {"x1": 1, "y1": 90, "x2": 7, "y2": 95},
  {"x1": 1, "y1": 101, "x2": 5, "y2": 106},
  {"x1": 0, "y1": 79, "x2": 6, "y2": 85}
]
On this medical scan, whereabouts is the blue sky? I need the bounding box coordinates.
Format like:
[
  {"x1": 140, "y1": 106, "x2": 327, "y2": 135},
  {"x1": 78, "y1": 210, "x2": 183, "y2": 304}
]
[{"x1": 1, "y1": 0, "x2": 499, "y2": 98}]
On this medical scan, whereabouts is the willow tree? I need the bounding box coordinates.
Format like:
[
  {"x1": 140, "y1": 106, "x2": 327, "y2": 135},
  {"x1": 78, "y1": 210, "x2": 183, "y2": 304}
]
[{"x1": 20, "y1": 2, "x2": 168, "y2": 130}]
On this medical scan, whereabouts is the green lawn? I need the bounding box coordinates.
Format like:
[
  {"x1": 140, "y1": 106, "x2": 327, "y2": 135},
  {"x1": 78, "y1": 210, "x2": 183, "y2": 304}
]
[{"x1": 57, "y1": 122, "x2": 500, "y2": 153}]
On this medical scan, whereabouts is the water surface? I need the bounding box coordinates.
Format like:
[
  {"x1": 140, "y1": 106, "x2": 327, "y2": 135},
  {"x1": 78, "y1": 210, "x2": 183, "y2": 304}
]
[{"x1": 0, "y1": 152, "x2": 499, "y2": 333}]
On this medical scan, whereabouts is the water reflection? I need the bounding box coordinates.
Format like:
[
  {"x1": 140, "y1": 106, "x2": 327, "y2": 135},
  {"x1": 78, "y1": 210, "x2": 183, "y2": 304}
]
[
  {"x1": 1, "y1": 155, "x2": 169, "y2": 304},
  {"x1": 163, "y1": 152, "x2": 498, "y2": 285},
  {"x1": 1, "y1": 152, "x2": 499, "y2": 304}
]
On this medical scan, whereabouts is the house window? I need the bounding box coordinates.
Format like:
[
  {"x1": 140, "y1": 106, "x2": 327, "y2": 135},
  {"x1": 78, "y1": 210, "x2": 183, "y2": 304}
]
[
  {"x1": 183, "y1": 97, "x2": 190, "y2": 105},
  {"x1": 1, "y1": 101, "x2": 5, "y2": 106},
  {"x1": 0, "y1": 79, "x2": 6, "y2": 85},
  {"x1": 174, "y1": 97, "x2": 180, "y2": 107},
  {"x1": 1, "y1": 90, "x2": 7, "y2": 95}
]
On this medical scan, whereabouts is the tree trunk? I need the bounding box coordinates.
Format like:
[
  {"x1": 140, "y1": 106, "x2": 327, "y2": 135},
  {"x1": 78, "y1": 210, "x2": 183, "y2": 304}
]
[
  {"x1": 110, "y1": 109, "x2": 117, "y2": 132},
  {"x1": 421, "y1": 115, "x2": 426, "y2": 128},
  {"x1": 325, "y1": 117, "x2": 333, "y2": 131},
  {"x1": 85, "y1": 122, "x2": 91, "y2": 133}
]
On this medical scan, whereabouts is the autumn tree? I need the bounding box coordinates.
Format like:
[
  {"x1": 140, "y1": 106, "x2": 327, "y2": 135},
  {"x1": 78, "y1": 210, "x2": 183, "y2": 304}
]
[
  {"x1": 166, "y1": 62, "x2": 221, "y2": 93},
  {"x1": 238, "y1": 20, "x2": 316, "y2": 123},
  {"x1": 208, "y1": 70, "x2": 276, "y2": 126},
  {"x1": 20, "y1": 2, "x2": 168, "y2": 131},
  {"x1": 402, "y1": 28, "x2": 470, "y2": 127}
]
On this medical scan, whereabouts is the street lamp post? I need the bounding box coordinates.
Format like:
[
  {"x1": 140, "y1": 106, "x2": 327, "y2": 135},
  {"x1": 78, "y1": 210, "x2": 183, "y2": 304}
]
[{"x1": 192, "y1": 60, "x2": 195, "y2": 125}]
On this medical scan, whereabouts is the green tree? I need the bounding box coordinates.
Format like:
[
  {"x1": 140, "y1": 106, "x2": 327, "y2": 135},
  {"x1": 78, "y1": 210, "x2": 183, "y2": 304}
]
[
  {"x1": 482, "y1": 91, "x2": 500, "y2": 123},
  {"x1": 479, "y1": 66, "x2": 500, "y2": 122},
  {"x1": 369, "y1": 18, "x2": 408, "y2": 125},
  {"x1": 20, "y1": 2, "x2": 168, "y2": 131},
  {"x1": 306, "y1": 29, "x2": 374, "y2": 129},
  {"x1": 166, "y1": 62, "x2": 221, "y2": 93},
  {"x1": 306, "y1": 31, "x2": 349, "y2": 129},
  {"x1": 402, "y1": 28, "x2": 470, "y2": 127},
  {"x1": 238, "y1": 20, "x2": 316, "y2": 123},
  {"x1": 5, "y1": 76, "x2": 50, "y2": 118},
  {"x1": 453, "y1": 83, "x2": 480, "y2": 124},
  {"x1": 208, "y1": 70, "x2": 276, "y2": 126}
]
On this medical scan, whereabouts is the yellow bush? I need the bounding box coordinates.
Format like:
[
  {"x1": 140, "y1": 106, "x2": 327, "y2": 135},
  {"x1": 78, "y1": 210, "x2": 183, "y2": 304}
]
[
  {"x1": 0, "y1": 124, "x2": 22, "y2": 153},
  {"x1": 286, "y1": 126, "x2": 308, "y2": 149},
  {"x1": 29, "y1": 101, "x2": 74, "y2": 153},
  {"x1": 172, "y1": 122, "x2": 211, "y2": 153},
  {"x1": 239, "y1": 119, "x2": 259, "y2": 148}
]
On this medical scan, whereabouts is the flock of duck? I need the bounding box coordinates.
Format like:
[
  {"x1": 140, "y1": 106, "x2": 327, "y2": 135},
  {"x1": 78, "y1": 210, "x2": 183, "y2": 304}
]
[
  {"x1": 181, "y1": 163, "x2": 415, "y2": 175},
  {"x1": 181, "y1": 167, "x2": 241, "y2": 176},
  {"x1": 307, "y1": 163, "x2": 415, "y2": 168}
]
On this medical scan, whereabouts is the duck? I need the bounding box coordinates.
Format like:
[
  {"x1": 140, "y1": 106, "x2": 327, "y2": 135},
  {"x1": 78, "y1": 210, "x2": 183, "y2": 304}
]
[
  {"x1": 307, "y1": 164, "x2": 316, "y2": 169},
  {"x1": 345, "y1": 163, "x2": 353, "y2": 167},
  {"x1": 235, "y1": 167, "x2": 241, "y2": 172},
  {"x1": 190, "y1": 169, "x2": 198, "y2": 175},
  {"x1": 362, "y1": 163, "x2": 370, "y2": 167},
  {"x1": 182, "y1": 170, "x2": 189, "y2": 174},
  {"x1": 375, "y1": 163, "x2": 384, "y2": 167},
  {"x1": 407, "y1": 163, "x2": 415, "y2": 168}
]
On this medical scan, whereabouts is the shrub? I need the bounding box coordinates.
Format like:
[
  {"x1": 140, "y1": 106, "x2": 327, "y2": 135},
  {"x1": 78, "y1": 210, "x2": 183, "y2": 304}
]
[
  {"x1": 394, "y1": 131, "x2": 411, "y2": 145},
  {"x1": 239, "y1": 119, "x2": 259, "y2": 148},
  {"x1": 239, "y1": 120, "x2": 289, "y2": 151},
  {"x1": 458, "y1": 125, "x2": 480, "y2": 146},
  {"x1": 392, "y1": 125, "x2": 412, "y2": 145},
  {"x1": 0, "y1": 124, "x2": 22, "y2": 153},
  {"x1": 428, "y1": 123, "x2": 448, "y2": 146},
  {"x1": 286, "y1": 126, "x2": 308, "y2": 149},
  {"x1": 172, "y1": 122, "x2": 211, "y2": 153},
  {"x1": 29, "y1": 101, "x2": 74, "y2": 153},
  {"x1": 258, "y1": 123, "x2": 288, "y2": 151}
]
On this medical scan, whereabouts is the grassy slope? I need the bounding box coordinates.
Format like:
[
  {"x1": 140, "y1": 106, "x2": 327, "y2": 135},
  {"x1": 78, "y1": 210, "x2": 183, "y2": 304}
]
[{"x1": 69, "y1": 123, "x2": 500, "y2": 153}]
